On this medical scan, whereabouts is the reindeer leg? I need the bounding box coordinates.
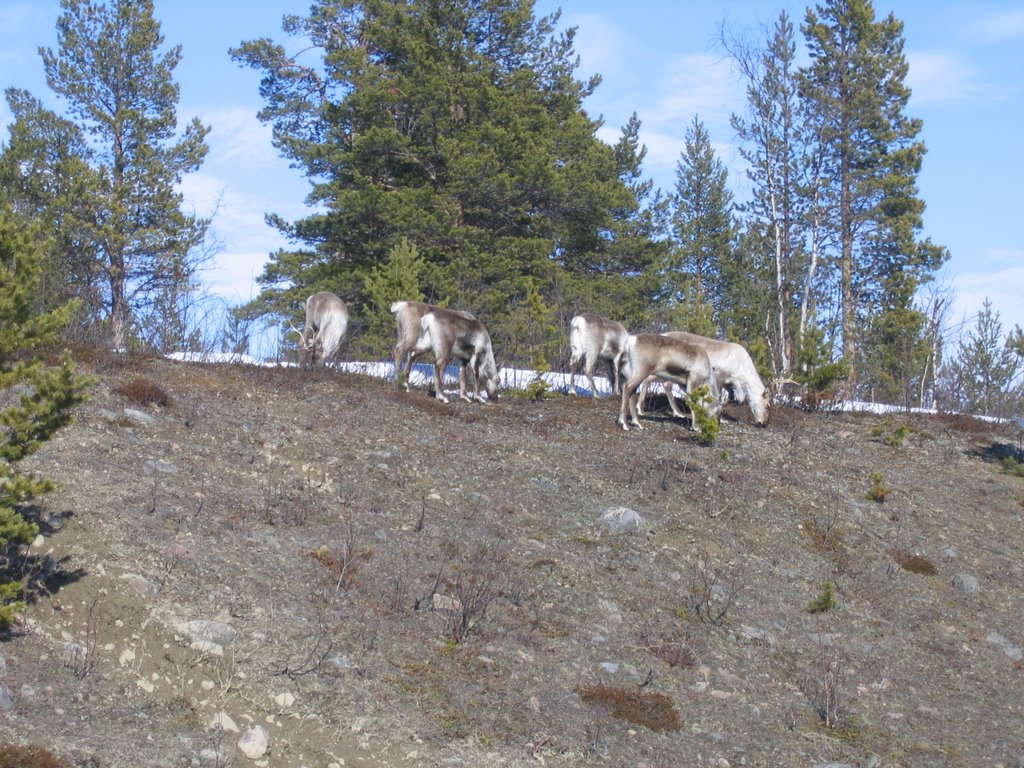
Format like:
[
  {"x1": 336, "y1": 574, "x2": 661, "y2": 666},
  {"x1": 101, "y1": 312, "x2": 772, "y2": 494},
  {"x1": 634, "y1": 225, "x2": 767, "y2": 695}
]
[
  {"x1": 568, "y1": 353, "x2": 580, "y2": 396},
  {"x1": 432, "y1": 356, "x2": 450, "y2": 403},
  {"x1": 666, "y1": 382, "x2": 688, "y2": 419},
  {"x1": 459, "y1": 356, "x2": 475, "y2": 403},
  {"x1": 585, "y1": 357, "x2": 600, "y2": 399},
  {"x1": 636, "y1": 377, "x2": 649, "y2": 416},
  {"x1": 619, "y1": 374, "x2": 645, "y2": 431}
]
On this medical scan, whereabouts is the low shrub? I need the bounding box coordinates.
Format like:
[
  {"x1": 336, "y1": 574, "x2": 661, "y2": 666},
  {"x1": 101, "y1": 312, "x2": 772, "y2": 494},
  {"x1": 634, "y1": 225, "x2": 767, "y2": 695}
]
[
  {"x1": 889, "y1": 547, "x2": 937, "y2": 576},
  {"x1": 866, "y1": 471, "x2": 889, "y2": 502},
  {"x1": 0, "y1": 744, "x2": 71, "y2": 768},
  {"x1": 115, "y1": 376, "x2": 171, "y2": 407},
  {"x1": 576, "y1": 683, "x2": 681, "y2": 732}
]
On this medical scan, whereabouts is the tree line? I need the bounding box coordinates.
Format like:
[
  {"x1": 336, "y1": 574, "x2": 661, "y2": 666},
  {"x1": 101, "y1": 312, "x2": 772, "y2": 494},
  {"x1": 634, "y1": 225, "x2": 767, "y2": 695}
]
[{"x1": 2, "y1": 0, "x2": 1022, "y2": 418}]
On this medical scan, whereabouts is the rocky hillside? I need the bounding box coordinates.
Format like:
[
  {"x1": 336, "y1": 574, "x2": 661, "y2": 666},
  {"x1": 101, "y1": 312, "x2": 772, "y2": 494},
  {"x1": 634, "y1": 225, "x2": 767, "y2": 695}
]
[{"x1": 1, "y1": 354, "x2": 1023, "y2": 768}]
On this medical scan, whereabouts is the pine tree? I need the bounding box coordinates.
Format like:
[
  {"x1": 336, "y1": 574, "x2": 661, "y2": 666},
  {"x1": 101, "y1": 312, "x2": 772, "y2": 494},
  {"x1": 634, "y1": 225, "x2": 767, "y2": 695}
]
[
  {"x1": 231, "y1": 0, "x2": 657, "y2": 365},
  {"x1": 1, "y1": 206, "x2": 92, "y2": 626},
  {"x1": 797, "y1": 0, "x2": 946, "y2": 390},
  {"x1": 666, "y1": 116, "x2": 735, "y2": 335},
  {"x1": 940, "y1": 300, "x2": 1022, "y2": 418},
  {"x1": 728, "y1": 12, "x2": 808, "y2": 376},
  {"x1": 360, "y1": 238, "x2": 428, "y2": 358},
  {"x1": 2, "y1": 0, "x2": 212, "y2": 351}
]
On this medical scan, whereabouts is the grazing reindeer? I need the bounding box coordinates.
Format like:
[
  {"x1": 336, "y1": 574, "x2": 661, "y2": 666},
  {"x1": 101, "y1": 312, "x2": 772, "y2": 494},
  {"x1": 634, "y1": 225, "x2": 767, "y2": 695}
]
[
  {"x1": 639, "y1": 332, "x2": 770, "y2": 426},
  {"x1": 390, "y1": 301, "x2": 475, "y2": 389},
  {"x1": 619, "y1": 333, "x2": 721, "y2": 431},
  {"x1": 292, "y1": 291, "x2": 348, "y2": 368},
  {"x1": 568, "y1": 313, "x2": 629, "y2": 397},
  {"x1": 411, "y1": 307, "x2": 499, "y2": 403}
]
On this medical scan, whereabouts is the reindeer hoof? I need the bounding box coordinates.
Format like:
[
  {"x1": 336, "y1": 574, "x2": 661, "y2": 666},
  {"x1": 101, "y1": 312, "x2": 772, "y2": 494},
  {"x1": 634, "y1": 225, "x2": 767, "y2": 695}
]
[{"x1": 435, "y1": 394, "x2": 450, "y2": 404}]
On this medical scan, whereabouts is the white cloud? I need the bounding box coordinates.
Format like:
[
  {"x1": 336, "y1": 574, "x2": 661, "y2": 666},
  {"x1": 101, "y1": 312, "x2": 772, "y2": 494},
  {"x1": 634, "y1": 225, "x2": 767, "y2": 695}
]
[
  {"x1": 651, "y1": 53, "x2": 741, "y2": 128},
  {"x1": 906, "y1": 49, "x2": 985, "y2": 105},
  {"x1": 197, "y1": 105, "x2": 279, "y2": 168},
  {"x1": 203, "y1": 250, "x2": 273, "y2": 305},
  {"x1": 560, "y1": 11, "x2": 632, "y2": 83},
  {"x1": 967, "y1": 9, "x2": 1024, "y2": 42},
  {"x1": 949, "y1": 261, "x2": 1024, "y2": 336}
]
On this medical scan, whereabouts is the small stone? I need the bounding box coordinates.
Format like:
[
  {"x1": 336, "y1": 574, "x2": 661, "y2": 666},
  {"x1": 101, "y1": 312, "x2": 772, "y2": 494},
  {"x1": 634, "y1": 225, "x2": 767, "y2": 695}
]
[
  {"x1": 599, "y1": 507, "x2": 646, "y2": 533},
  {"x1": 274, "y1": 692, "x2": 295, "y2": 708},
  {"x1": 176, "y1": 620, "x2": 236, "y2": 647},
  {"x1": 238, "y1": 725, "x2": 269, "y2": 759},
  {"x1": 986, "y1": 631, "x2": 1023, "y2": 662},
  {"x1": 125, "y1": 408, "x2": 155, "y2": 425},
  {"x1": 952, "y1": 573, "x2": 980, "y2": 594},
  {"x1": 211, "y1": 711, "x2": 239, "y2": 733}
]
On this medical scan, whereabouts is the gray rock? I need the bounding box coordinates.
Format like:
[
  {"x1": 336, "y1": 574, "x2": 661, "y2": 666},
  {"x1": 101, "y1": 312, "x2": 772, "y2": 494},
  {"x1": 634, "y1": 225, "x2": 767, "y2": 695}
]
[
  {"x1": 0, "y1": 684, "x2": 11, "y2": 711},
  {"x1": 142, "y1": 459, "x2": 177, "y2": 475},
  {"x1": 123, "y1": 573, "x2": 160, "y2": 599},
  {"x1": 599, "y1": 507, "x2": 646, "y2": 533},
  {"x1": 599, "y1": 662, "x2": 619, "y2": 674},
  {"x1": 986, "y1": 631, "x2": 1023, "y2": 662},
  {"x1": 124, "y1": 408, "x2": 155, "y2": 424},
  {"x1": 952, "y1": 573, "x2": 980, "y2": 594},
  {"x1": 237, "y1": 725, "x2": 269, "y2": 759},
  {"x1": 177, "y1": 620, "x2": 237, "y2": 648},
  {"x1": 739, "y1": 625, "x2": 776, "y2": 646}
]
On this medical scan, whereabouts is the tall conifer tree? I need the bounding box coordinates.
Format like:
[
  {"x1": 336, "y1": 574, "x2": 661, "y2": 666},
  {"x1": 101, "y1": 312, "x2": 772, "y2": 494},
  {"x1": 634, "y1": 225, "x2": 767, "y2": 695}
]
[
  {"x1": 2, "y1": 0, "x2": 212, "y2": 351},
  {"x1": 667, "y1": 116, "x2": 735, "y2": 335},
  {"x1": 231, "y1": 0, "x2": 658, "y2": 361},
  {"x1": 797, "y1": 0, "x2": 946, "y2": 390}
]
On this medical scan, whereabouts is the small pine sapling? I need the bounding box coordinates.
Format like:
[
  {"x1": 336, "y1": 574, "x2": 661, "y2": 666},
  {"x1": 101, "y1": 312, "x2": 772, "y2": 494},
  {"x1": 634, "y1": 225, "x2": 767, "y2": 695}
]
[
  {"x1": 807, "y1": 580, "x2": 838, "y2": 613},
  {"x1": 687, "y1": 385, "x2": 720, "y2": 445}
]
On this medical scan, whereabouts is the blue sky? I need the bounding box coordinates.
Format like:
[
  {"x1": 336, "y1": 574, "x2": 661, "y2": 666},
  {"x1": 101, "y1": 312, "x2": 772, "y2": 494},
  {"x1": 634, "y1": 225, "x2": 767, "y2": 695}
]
[{"x1": 2, "y1": 0, "x2": 1022, "y2": 345}]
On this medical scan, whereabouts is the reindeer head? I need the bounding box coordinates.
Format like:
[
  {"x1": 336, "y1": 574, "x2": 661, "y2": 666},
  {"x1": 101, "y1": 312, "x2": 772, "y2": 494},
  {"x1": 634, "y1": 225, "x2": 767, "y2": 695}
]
[{"x1": 290, "y1": 323, "x2": 316, "y2": 368}]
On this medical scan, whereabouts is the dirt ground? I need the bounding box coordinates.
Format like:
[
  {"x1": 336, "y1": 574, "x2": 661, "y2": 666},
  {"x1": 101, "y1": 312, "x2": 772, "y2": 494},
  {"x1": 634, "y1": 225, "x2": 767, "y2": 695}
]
[{"x1": 2, "y1": 355, "x2": 1024, "y2": 768}]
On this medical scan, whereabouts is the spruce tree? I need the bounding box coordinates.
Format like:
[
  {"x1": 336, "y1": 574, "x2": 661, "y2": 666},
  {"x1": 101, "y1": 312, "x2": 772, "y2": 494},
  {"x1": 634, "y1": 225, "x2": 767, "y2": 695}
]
[
  {"x1": 0, "y1": 207, "x2": 92, "y2": 627},
  {"x1": 666, "y1": 116, "x2": 735, "y2": 335}
]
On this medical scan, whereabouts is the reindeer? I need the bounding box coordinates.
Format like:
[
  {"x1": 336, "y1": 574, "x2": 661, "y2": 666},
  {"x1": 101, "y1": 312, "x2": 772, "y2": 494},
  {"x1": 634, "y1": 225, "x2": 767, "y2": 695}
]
[
  {"x1": 618, "y1": 333, "x2": 721, "y2": 431},
  {"x1": 638, "y1": 332, "x2": 770, "y2": 426},
  {"x1": 292, "y1": 291, "x2": 348, "y2": 368},
  {"x1": 410, "y1": 307, "x2": 499, "y2": 403},
  {"x1": 391, "y1": 301, "x2": 476, "y2": 389},
  {"x1": 568, "y1": 313, "x2": 629, "y2": 397}
]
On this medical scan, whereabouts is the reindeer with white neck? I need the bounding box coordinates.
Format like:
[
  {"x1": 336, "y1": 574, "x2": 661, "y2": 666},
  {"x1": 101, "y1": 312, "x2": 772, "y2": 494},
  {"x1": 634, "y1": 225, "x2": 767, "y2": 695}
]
[
  {"x1": 391, "y1": 301, "x2": 476, "y2": 389},
  {"x1": 619, "y1": 333, "x2": 721, "y2": 431},
  {"x1": 567, "y1": 313, "x2": 629, "y2": 397},
  {"x1": 292, "y1": 291, "x2": 349, "y2": 369},
  {"x1": 638, "y1": 332, "x2": 770, "y2": 426},
  {"x1": 404, "y1": 305, "x2": 499, "y2": 403}
]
